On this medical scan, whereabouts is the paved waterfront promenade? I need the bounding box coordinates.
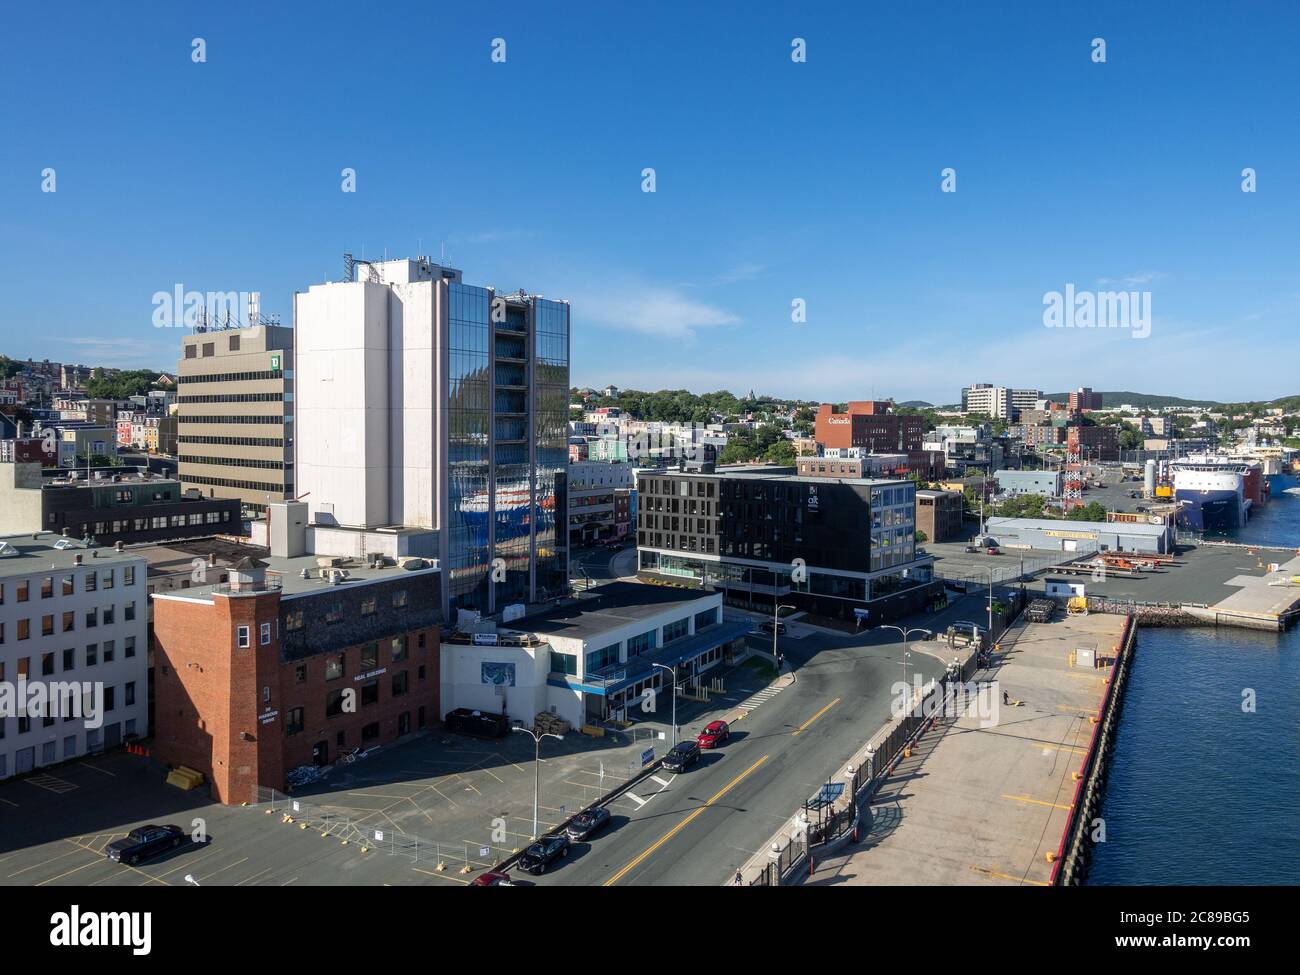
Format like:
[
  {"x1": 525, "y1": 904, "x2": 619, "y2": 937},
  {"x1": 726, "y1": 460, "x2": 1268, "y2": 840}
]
[{"x1": 805, "y1": 613, "x2": 1128, "y2": 886}]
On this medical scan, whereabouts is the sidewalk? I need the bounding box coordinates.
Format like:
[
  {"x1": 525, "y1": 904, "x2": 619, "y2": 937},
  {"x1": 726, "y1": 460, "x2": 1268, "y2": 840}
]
[{"x1": 803, "y1": 613, "x2": 1127, "y2": 886}]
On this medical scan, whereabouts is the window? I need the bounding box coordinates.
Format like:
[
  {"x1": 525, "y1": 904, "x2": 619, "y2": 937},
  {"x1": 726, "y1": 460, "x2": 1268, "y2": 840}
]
[
  {"x1": 663, "y1": 617, "x2": 690, "y2": 644},
  {"x1": 285, "y1": 707, "x2": 304, "y2": 736},
  {"x1": 260, "y1": 622, "x2": 272, "y2": 645},
  {"x1": 361, "y1": 722, "x2": 380, "y2": 742},
  {"x1": 41, "y1": 577, "x2": 53, "y2": 598},
  {"x1": 694, "y1": 607, "x2": 718, "y2": 630},
  {"x1": 124, "y1": 602, "x2": 135, "y2": 622},
  {"x1": 125, "y1": 682, "x2": 136, "y2": 707},
  {"x1": 236, "y1": 625, "x2": 250, "y2": 649},
  {"x1": 295, "y1": 664, "x2": 306, "y2": 683},
  {"x1": 391, "y1": 671, "x2": 409, "y2": 697},
  {"x1": 103, "y1": 569, "x2": 114, "y2": 589},
  {"x1": 62, "y1": 611, "x2": 75, "y2": 633},
  {"x1": 585, "y1": 643, "x2": 620, "y2": 672},
  {"x1": 325, "y1": 688, "x2": 346, "y2": 718},
  {"x1": 360, "y1": 597, "x2": 376, "y2": 616},
  {"x1": 62, "y1": 648, "x2": 74, "y2": 671},
  {"x1": 286, "y1": 609, "x2": 304, "y2": 631},
  {"x1": 17, "y1": 619, "x2": 29, "y2": 640},
  {"x1": 325, "y1": 602, "x2": 344, "y2": 624},
  {"x1": 123, "y1": 566, "x2": 135, "y2": 586},
  {"x1": 104, "y1": 686, "x2": 115, "y2": 712},
  {"x1": 391, "y1": 589, "x2": 407, "y2": 608},
  {"x1": 17, "y1": 580, "x2": 28, "y2": 602},
  {"x1": 324, "y1": 655, "x2": 344, "y2": 681},
  {"x1": 124, "y1": 636, "x2": 136, "y2": 658},
  {"x1": 360, "y1": 643, "x2": 378, "y2": 670},
  {"x1": 41, "y1": 652, "x2": 55, "y2": 677},
  {"x1": 103, "y1": 641, "x2": 115, "y2": 663},
  {"x1": 102, "y1": 606, "x2": 114, "y2": 625},
  {"x1": 86, "y1": 644, "x2": 97, "y2": 666},
  {"x1": 360, "y1": 680, "x2": 379, "y2": 706},
  {"x1": 391, "y1": 636, "x2": 408, "y2": 662},
  {"x1": 42, "y1": 615, "x2": 54, "y2": 637},
  {"x1": 85, "y1": 609, "x2": 97, "y2": 628},
  {"x1": 550, "y1": 651, "x2": 578, "y2": 676},
  {"x1": 626, "y1": 629, "x2": 656, "y2": 657}
]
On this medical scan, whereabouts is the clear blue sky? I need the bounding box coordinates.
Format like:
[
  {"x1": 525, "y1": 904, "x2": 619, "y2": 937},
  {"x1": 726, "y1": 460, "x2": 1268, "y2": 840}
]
[{"x1": 2, "y1": 1, "x2": 1298, "y2": 405}]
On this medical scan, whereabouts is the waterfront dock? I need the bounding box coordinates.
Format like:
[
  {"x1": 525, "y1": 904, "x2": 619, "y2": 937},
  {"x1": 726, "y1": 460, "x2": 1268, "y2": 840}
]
[{"x1": 804, "y1": 613, "x2": 1128, "y2": 886}]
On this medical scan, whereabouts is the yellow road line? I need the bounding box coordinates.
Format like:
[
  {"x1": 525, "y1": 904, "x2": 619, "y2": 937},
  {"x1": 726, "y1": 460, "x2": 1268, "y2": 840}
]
[
  {"x1": 971, "y1": 864, "x2": 1049, "y2": 886},
  {"x1": 793, "y1": 698, "x2": 840, "y2": 736},
  {"x1": 1002, "y1": 794, "x2": 1072, "y2": 811},
  {"x1": 1032, "y1": 743, "x2": 1088, "y2": 756},
  {"x1": 1057, "y1": 705, "x2": 1099, "y2": 714},
  {"x1": 604, "y1": 754, "x2": 769, "y2": 887}
]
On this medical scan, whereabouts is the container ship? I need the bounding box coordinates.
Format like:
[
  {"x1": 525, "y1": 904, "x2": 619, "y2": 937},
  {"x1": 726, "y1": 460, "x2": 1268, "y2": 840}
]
[{"x1": 1171, "y1": 454, "x2": 1267, "y2": 531}]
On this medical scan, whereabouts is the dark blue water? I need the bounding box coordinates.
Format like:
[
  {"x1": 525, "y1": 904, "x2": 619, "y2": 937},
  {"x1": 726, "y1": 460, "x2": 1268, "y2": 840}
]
[{"x1": 1089, "y1": 474, "x2": 1300, "y2": 884}]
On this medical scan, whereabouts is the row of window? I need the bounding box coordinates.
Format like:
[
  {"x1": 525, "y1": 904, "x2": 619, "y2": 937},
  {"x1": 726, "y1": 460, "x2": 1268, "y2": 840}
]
[
  {"x1": 177, "y1": 393, "x2": 284, "y2": 403},
  {"x1": 0, "y1": 638, "x2": 138, "y2": 679},
  {"x1": 0, "y1": 603, "x2": 137, "y2": 643},
  {"x1": 178, "y1": 435, "x2": 286, "y2": 448},
  {"x1": 178, "y1": 414, "x2": 287, "y2": 425},
  {"x1": 285, "y1": 590, "x2": 410, "y2": 630},
  {"x1": 638, "y1": 531, "x2": 717, "y2": 554},
  {"x1": 0, "y1": 567, "x2": 136, "y2": 604},
  {"x1": 179, "y1": 473, "x2": 292, "y2": 494},
  {"x1": 178, "y1": 455, "x2": 287, "y2": 470},
  {"x1": 63, "y1": 512, "x2": 231, "y2": 537},
  {"x1": 0, "y1": 682, "x2": 136, "y2": 739},
  {"x1": 176, "y1": 369, "x2": 285, "y2": 384}
]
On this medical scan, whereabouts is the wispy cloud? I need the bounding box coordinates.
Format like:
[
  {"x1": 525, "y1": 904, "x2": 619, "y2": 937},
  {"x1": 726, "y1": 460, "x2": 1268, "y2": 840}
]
[
  {"x1": 1096, "y1": 271, "x2": 1165, "y2": 286},
  {"x1": 573, "y1": 283, "x2": 739, "y2": 339},
  {"x1": 451, "y1": 229, "x2": 537, "y2": 245},
  {"x1": 713, "y1": 262, "x2": 767, "y2": 285}
]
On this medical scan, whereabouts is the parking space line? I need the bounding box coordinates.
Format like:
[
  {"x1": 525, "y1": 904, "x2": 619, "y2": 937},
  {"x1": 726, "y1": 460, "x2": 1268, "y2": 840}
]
[
  {"x1": 650, "y1": 775, "x2": 671, "y2": 787},
  {"x1": 7, "y1": 846, "x2": 85, "y2": 878},
  {"x1": 0, "y1": 796, "x2": 19, "y2": 807},
  {"x1": 624, "y1": 792, "x2": 648, "y2": 807},
  {"x1": 1002, "y1": 794, "x2": 1072, "y2": 811},
  {"x1": 78, "y1": 761, "x2": 116, "y2": 777},
  {"x1": 37, "y1": 857, "x2": 110, "y2": 885}
]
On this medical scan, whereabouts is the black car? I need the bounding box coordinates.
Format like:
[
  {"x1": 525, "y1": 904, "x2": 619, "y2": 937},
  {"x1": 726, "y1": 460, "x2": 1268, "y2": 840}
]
[
  {"x1": 662, "y1": 740, "x2": 701, "y2": 773},
  {"x1": 565, "y1": 806, "x2": 612, "y2": 842},
  {"x1": 105, "y1": 824, "x2": 186, "y2": 865},
  {"x1": 760, "y1": 621, "x2": 787, "y2": 635},
  {"x1": 517, "y1": 834, "x2": 570, "y2": 875}
]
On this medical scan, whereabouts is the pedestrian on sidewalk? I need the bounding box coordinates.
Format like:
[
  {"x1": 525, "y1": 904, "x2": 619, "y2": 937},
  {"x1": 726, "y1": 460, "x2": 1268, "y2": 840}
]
[{"x1": 735, "y1": 868, "x2": 743, "y2": 886}]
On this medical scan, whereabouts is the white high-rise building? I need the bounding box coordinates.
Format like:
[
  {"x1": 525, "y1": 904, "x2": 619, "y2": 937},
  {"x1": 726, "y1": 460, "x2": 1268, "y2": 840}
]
[
  {"x1": 294, "y1": 257, "x2": 571, "y2": 617},
  {"x1": 961, "y1": 384, "x2": 1041, "y2": 421}
]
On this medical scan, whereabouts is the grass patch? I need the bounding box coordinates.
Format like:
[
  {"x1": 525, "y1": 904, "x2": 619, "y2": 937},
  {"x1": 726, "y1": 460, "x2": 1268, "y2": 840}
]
[{"x1": 743, "y1": 656, "x2": 778, "y2": 679}]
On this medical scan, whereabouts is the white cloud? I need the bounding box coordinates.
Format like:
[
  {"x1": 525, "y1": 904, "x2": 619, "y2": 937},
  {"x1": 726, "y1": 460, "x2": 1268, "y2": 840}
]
[
  {"x1": 573, "y1": 284, "x2": 739, "y2": 339},
  {"x1": 1095, "y1": 271, "x2": 1165, "y2": 286},
  {"x1": 713, "y1": 262, "x2": 767, "y2": 285}
]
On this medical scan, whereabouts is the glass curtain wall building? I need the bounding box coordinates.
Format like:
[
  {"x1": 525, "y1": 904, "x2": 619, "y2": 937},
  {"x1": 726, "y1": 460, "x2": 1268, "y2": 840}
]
[{"x1": 447, "y1": 289, "x2": 570, "y2": 618}]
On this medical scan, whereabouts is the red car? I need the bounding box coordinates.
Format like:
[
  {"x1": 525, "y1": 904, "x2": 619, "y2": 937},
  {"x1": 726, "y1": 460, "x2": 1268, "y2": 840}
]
[
  {"x1": 469, "y1": 871, "x2": 514, "y2": 886},
  {"x1": 697, "y1": 720, "x2": 730, "y2": 749}
]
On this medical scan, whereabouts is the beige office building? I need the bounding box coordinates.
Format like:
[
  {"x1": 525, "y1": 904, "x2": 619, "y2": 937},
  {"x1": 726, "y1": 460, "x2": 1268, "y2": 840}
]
[{"x1": 176, "y1": 324, "x2": 293, "y2": 513}]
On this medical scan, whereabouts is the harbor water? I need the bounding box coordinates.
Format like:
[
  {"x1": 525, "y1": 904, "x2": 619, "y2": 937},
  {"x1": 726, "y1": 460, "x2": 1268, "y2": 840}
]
[{"x1": 1089, "y1": 474, "x2": 1300, "y2": 884}]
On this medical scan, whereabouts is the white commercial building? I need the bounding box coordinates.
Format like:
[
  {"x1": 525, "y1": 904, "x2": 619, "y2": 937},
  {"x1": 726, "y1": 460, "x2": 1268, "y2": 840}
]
[
  {"x1": 441, "y1": 582, "x2": 749, "y2": 729},
  {"x1": 0, "y1": 534, "x2": 148, "y2": 779}
]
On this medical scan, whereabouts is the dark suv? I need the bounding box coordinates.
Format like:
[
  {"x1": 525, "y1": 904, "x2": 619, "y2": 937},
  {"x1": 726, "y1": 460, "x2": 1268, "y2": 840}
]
[
  {"x1": 105, "y1": 824, "x2": 186, "y2": 865},
  {"x1": 662, "y1": 740, "x2": 701, "y2": 773},
  {"x1": 517, "y1": 834, "x2": 570, "y2": 875}
]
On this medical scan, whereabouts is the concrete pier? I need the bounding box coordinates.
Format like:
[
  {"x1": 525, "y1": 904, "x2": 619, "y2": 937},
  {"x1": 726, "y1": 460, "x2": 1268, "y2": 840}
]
[{"x1": 804, "y1": 613, "x2": 1129, "y2": 886}]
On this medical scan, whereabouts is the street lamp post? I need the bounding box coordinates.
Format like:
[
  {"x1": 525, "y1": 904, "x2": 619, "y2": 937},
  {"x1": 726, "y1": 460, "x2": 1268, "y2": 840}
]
[
  {"x1": 651, "y1": 662, "x2": 678, "y2": 747},
  {"x1": 972, "y1": 566, "x2": 996, "y2": 645},
  {"x1": 879, "y1": 625, "x2": 932, "y2": 708},
  {"x1": 512, "y1": 726, "x2": 564, "y2": 840},
  {"x1": 773, "y1": 602, "x2": 796, "y2": 670}
]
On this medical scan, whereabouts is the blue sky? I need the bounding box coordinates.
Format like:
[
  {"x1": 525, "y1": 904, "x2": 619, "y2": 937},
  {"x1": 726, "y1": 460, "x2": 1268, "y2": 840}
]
[{"x1": 2, "y1": 0, "x2": 1298, "y2": 405}]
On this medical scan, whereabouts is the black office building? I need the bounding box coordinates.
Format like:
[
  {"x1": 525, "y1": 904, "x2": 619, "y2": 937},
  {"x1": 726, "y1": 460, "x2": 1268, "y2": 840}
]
[{"x1": 635, "y1": 464, "x2": 940, "y2": 625}]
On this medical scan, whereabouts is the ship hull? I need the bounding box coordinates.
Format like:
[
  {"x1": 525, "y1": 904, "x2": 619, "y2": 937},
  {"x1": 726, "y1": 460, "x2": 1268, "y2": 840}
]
[{"x1": 1175, "y1": 489, "x2": 1242, "y2": 531}]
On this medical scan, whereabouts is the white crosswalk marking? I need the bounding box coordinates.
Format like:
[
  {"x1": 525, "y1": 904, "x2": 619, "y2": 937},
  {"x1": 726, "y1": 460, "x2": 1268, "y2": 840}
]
[
  {"x1": 738, "y1": 683, "x2": 787, "y2": 712},
  {"x1": 625, "y1": 792, "x2": 648, "y2": 807}
]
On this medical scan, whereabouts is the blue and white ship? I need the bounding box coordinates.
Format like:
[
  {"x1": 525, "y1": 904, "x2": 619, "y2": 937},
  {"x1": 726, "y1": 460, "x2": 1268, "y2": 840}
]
[{"x1": 1172, "y1": 454, "x2": 1248, "y2": 531}]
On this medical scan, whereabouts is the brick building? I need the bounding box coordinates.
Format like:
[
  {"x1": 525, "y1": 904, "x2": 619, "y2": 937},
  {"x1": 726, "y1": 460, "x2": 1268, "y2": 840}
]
[
  {"x1": 152, "y1": 554, "x2": 441, "y2": 804},
  {"x1": 914, "y1": 489, "x2": 963, "y2": 543},
  {"x1": 813, "y1": 401, "x2": 942, "y2": 478}
]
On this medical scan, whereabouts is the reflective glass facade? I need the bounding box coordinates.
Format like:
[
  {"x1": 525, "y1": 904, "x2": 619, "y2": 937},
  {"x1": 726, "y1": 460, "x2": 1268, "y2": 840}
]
[
  {"x1": 448, "y1": 284, "x2": 492, "y2": 611},
  {"x1": 532, "y1": 298, "x2": 570, "y2": 602}
]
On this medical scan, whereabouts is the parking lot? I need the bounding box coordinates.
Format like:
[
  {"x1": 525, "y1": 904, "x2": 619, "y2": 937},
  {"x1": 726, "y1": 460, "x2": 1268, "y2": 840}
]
[{"x1": 0, "y1": 658, "x2": 775, "y2": 887}]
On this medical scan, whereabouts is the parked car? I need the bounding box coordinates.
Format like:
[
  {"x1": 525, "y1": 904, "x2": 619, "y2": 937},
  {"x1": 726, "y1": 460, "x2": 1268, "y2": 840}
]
[
  {"x1": 760, "y1": 621, "x2": 787, "y2": 635},
  {"x1": 662, "y1": 740, "x2": 701, "y2": 772},
  {"x1": 105, "y1": 824, "x2": 186, "y2": 865},
  {"x1": 605, "y1": 540, "x2": 623, "y2": 551},
  {"x1": 985, "y1": 545, "x2": 1001, "y2": 555},
  {"x1": 469, "y1": 870, "x2": 515, "y2": 886},
  {"x1": 697, "y1": 720, "x2": 730, "y2": 749},
  {"x1": 964, "y1": 544, "x2": 980, "y2": 553},
  {"x1": 566, "y1": 806, "x2": 612, "y2": 842},
  {"x1": 517, "y1": 834, "x2": 570, "y2": 875}
]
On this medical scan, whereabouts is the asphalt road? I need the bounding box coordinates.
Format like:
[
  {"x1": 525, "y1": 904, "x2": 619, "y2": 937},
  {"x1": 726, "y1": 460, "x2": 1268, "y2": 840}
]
[{"x1": 522, "y1": 603, "x2": 999, "y2": 886}]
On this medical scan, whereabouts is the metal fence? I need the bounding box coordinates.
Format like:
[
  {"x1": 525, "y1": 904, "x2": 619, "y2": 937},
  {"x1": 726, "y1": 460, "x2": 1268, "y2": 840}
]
[{"x1": 252, "y1": 785, "x2": 510, "y2": 874}]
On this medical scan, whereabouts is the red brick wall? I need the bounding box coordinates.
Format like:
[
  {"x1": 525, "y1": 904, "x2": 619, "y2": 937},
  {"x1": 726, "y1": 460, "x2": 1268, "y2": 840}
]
[{"x1": 153, "y1": 591, "x2": 441, "y2": 804}]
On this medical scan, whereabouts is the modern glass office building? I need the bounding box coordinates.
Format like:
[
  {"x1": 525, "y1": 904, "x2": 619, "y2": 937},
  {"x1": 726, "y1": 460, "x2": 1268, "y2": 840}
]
[{"x1": 295, "y1": 258, "x2": 569, "y2": 622}]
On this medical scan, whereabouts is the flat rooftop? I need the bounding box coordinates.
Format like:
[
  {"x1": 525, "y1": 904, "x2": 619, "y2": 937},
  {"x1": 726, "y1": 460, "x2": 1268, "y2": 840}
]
[
  {"x1": 152, "y1": 551, "x2": 439, "y2": 600},
  {"x1": 505, "y1": 581, "x2": 714, "y2": 642},
  {"x1": 655, "y1": 464, "x2": 910, "y2": 488},
  {"x1": 0, "y1": 532, "x2": 145, "y2": 573},
  {"x1": 986, "y1": 516, "x2": 1168, "y2": 536}
]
